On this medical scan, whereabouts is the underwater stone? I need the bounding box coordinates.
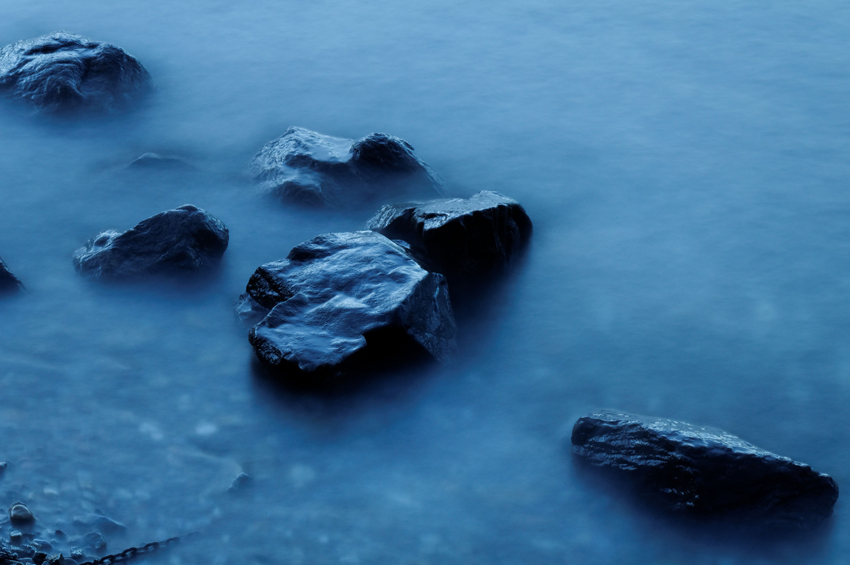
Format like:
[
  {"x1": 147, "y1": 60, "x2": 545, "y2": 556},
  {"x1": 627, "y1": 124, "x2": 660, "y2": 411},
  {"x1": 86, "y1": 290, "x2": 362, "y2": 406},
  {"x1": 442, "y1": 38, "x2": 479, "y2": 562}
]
[
  {"x1": 0, "y1": 258, "x2": 24, "y2": 294},
  {"x1": 571, "y1": 410, "x2": 839, "y2": 528},
  {"x1": 238, "y1": 231, "x2": 456, "y2": 383},
  {"x1": 251, "y1": 127, "x2": 445, "y2": 207},
  {"x1": 0, "y1": 32, "x2": 151, "y2": 113},
  {"x1": 73, "y1": 204, "x2": 229, "y2": 279},
  {"x1": 367, "y1": 191, "x2": 532, "y2": 284},
  {"x1": 127, "y1": 153, "x2": 193, "y2": 171}
]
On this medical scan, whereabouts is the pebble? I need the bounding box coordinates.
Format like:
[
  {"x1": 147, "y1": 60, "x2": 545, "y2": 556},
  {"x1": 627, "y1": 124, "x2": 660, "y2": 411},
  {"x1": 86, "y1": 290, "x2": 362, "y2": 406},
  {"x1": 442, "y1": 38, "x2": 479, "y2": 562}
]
[
  {"x1": 228, "y1": 472, "x2": 253, "y2": 493},
  {"x1": 82, "y1": 532, "x2": 105, "y2": 551},
  {"x1": 69, "y1": 549, "x2": 85, "y2": 561},
  {"x1": 32, "y1": 551, "x2": 46, "y2": 565},
  {"x1": 10, "y1": 531, "x2": 23, "y2": 545},
  {"x1": 9, "y1": 503, "x2": 35, "y2": 526}
]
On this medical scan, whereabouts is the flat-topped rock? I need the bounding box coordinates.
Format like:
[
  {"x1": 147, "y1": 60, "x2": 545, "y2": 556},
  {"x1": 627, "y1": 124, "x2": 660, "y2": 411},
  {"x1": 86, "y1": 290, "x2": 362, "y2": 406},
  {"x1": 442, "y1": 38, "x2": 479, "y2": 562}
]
[
  {"x1": 367, "y1": 191, "x2": 532, "y2": 283},
  {"x1": 73, "y1": 205, "x2": 229, "y2": 279},
  {"x1": 238, "y1": 231, "x2": 456, "y2": 383},
  {"x1": 0, "y1": 257, "x2": 24, "y2": 294},
  {"x1": 250, "y1": 127, "x2": 444, "y2": 207},
  {"x1": 0, "y1": 32, "x2": 151, "y2": 113},
  {"x1": 571, "y1": 410, "x2": 839, "y2": 528}
]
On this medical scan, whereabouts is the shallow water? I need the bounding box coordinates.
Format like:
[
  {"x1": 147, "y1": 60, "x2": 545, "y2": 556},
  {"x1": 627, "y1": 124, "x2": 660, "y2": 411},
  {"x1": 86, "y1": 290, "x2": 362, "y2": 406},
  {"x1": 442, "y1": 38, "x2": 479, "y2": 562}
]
[{"x1": 1, "y1": 1, "x2": 849, "y2": 563}]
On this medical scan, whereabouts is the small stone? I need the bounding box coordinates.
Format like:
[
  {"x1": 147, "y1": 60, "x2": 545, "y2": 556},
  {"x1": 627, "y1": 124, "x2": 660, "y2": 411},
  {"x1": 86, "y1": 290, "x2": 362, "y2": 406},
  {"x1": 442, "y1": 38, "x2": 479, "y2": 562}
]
[
  {"x1": 0, "y1": 461, "x2": 7, "y2": 474},
  {"x1": 44, "y1": 554, "x2": 63, "y2": 565},
  {"x1": 10, "y1": 531, "x2": 23, "y2": 545},
  {"x1": 9, "y1": 503, "x2": 34, "y2": 526},
  {"x1": 0, "y1": 260, "x2": 24, "y2": 294},
  {"x1": 31, "y1": 541, "x2": 50, "y2": 552},
  {"x1": 32, "y1": 552, "x2": 46, "y2": 565},
  {"x1": 69, "y1": 549, "x2": 84, "y2": 561},
  {"x1": 82, "y1": 533, "x2": 105, "y2": 551},
  {"x1": 228, "y1": 472, "x2": 253, "y2": 493},
  {"x1": 127, "y1": 153, "x2": 194, "y2": 171}
]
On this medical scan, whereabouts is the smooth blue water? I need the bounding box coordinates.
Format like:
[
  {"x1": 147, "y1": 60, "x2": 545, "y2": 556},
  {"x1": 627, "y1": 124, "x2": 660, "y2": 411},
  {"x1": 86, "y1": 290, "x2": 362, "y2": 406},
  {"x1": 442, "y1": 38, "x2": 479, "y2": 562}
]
[{"x1": 1, "y1": 1, "x2": 849, "y2": 563}]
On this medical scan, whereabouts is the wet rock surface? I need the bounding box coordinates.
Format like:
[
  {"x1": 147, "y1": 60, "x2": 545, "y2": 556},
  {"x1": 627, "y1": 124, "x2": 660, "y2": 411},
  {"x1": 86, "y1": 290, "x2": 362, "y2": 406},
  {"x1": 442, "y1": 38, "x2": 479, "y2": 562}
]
[
  {"x1": 0, "y1": 259, "x2": 24, "y2": 294},
  {"x1": 238, "y1": 231, "x2": 456, "y2": 384},
  {"x1": 73, "y1": 204, "x2": 229, "y2": 279},
  {"x1": 571, "y1": 410, "x2": 840, "y2": 528},
  {"x1": 0, "y1": 32, "x2": 151, "y2": 114},
  {"x1": 367, "y1": 191, "x2": 532, "y2": 284},
  {"x1": 250, "y1": 127, "x2": 444, "y2": 207}
]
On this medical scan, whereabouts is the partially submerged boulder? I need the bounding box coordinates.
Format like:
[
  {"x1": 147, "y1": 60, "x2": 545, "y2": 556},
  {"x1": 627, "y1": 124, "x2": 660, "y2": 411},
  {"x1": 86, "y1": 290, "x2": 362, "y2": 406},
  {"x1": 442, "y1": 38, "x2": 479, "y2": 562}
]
[
  {"x1": 0, "y1": 257, "x2": 24, "y2": 294},
  {"x1": 570, "y1": 410, "x2": 839, "y2": 528},
  {"x1": 127, "y1": 153, "x2": 194, "y2": 171},
  {"x1": 238, "y1": 231, "x2": 456, "y2": 383},
  {"x1": 0, "y1": 32, "x2": 151, "y2": 113},
  {"x1": 73, "y1": 204, "x2": 229, "y2": 279},
  {"x1": 367, "y1": 191, "x2": 532, "y2": 283},
  {"x1": 250, "y1": 127, "x2": 444, "y2": 207}
]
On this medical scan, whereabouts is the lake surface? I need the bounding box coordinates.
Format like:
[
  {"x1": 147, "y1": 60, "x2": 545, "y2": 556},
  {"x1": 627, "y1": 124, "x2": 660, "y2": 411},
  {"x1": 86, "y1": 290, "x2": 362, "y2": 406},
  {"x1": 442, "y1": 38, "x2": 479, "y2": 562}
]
[{"x1": 1, "y1": 1, "x2": 849, "y2": 563}]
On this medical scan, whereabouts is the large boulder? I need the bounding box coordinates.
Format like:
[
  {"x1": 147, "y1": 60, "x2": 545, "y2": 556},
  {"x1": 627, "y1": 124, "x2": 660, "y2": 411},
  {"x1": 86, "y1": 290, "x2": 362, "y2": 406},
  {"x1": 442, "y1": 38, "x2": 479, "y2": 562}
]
[
  {"x1": 0, "y1": 32, "x2": 151, "y2": 113},
  {"x1": 73, "y1": 205, "x2": 229, "y2": 279},
  {"x1": 237, "y1": 231, "x2": 456, "y2": 383},
  {"x1": 250, "y1": 127, "x2": 445, "y2": 207},
  {"x1": 571, "y1": 410, "x2": 839, "y2": 528},
  {"x1": 0, "y1": 258, "x2": 24, "y2": 294},
  {"x1": 366, "y1": 191, "x2": 532, "y2": 283}
]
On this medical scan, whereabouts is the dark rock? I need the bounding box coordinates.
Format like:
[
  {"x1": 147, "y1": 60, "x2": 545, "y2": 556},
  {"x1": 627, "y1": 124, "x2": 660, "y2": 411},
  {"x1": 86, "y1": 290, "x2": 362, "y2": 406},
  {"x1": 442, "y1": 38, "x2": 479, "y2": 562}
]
[
  {"x1": 81, "y1": 533, "x2": 105, "y2": 552},
  {"x1": 29, "y1": 543, "x2": 47, "y2": 553},
  {"x1": 127, "y1": 153, "x2": 193, "y2": 171},
  {"x1": 0, "y1": 461, "x2": 7, "y2": 475},
  {"x1": 73, "y1": 204, "x2": 228, "y2": 279},
  {"x1": 251, "y1": 127, "x2": 444, "y2": 207},
  {"x1": 0, "y1": 259, "x2": 24, "y2": 294},
  {"x1": 43, "y1": 555, "x2": 62, "y2": 565},
  {"x1": 0, "y1": 32, "x2": 151, "y2": 114},
  {"x1": 9, "y1": 533, "x2": 21, "y2": 546},
  {"x1": 570, "y1": 410, "x2": 840, "y2": 528},
  {"x1": 367, "y1": 191, "x2": 532, "y2": 285},
  {"x1": 31, "y1": 553, "x2": 45, "y2": 565},
  {"x1": 68, "y1": 550, "x2": 84, "y2": 562},
  {"x1": 238, "y1": 231, "x2": 456, "y2": 383},
  {"x1": 9, "y1": 504, "x2": 34, "y2": 527}
]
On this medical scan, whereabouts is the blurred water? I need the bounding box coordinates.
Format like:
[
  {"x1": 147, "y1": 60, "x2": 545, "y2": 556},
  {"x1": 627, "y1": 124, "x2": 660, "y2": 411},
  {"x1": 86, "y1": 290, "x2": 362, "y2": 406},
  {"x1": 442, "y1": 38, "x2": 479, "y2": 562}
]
[{"x1": 1, "y1": 1, "x2": 849, "y2": 563}]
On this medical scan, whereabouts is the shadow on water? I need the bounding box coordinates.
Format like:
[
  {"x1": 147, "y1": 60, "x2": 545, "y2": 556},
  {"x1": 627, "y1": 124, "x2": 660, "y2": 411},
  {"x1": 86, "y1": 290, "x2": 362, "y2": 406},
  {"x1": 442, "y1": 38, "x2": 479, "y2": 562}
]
[{"x1": 568, "y1": 455, "x2": 835, "y2": 563}]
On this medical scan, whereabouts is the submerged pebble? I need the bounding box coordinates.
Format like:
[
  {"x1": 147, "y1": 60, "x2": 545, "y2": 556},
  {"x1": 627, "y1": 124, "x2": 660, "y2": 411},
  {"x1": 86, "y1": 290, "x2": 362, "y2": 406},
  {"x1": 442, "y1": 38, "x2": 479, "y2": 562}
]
[{"x1": 9, "y1": 504, "x2": 34, "y2": 527}]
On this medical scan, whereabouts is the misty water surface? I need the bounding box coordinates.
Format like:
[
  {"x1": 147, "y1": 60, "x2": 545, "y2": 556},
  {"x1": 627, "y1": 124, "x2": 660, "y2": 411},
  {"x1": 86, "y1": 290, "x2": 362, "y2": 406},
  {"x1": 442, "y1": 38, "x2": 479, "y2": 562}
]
[{"x1": 1, "y1": 1, "x2": 849, "y2": 564}]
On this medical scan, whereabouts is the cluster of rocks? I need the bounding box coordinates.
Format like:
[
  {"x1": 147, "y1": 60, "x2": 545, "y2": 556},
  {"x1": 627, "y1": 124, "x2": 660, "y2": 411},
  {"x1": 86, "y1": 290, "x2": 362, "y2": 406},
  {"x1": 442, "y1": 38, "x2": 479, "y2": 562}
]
[
  {"x1": 0, "y1": 30, "x2": 840, "y2": 540},
  {"x1": 236, "y1": 191, "x2": 532, "y2": 386},
  {"x1": 0, "y1": 501, "x2": 124, "y2": 565}
]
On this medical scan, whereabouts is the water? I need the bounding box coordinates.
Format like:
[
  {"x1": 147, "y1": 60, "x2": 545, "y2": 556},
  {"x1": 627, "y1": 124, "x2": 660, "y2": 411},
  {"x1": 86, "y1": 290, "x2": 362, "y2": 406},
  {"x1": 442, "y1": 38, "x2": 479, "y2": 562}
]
[{"x1": 1, "y1": 1, "x2": 849, "y2": 563}]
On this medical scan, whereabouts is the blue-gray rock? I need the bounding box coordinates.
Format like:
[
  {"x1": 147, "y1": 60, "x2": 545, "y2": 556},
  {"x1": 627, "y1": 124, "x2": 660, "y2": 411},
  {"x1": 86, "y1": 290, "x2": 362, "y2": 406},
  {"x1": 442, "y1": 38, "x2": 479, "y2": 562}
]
[
  {"x1": 73, "y1": 205, "x2": 228, "y2": 279},
  {"x1": 366, "y1": 191, "x2": 532, "y2": 284},
  {"x1": 0, "y1": 32, "x2": 151, "y2": 113},
  {"x1": 0, "y1": 258, "x2": 24, "y2": 294},
  {"x1": 72, "y1": 511, "x2": 125, "y2": 536},
  {"x1": 251, "y1": 127, "x2": 445, "y2": 207},
  {"x1": 571, "y1": 410, "x2": 839, "y2": 528},
  {"x1": 238, "y1": 231, "x2": 456, "y2": 383}
]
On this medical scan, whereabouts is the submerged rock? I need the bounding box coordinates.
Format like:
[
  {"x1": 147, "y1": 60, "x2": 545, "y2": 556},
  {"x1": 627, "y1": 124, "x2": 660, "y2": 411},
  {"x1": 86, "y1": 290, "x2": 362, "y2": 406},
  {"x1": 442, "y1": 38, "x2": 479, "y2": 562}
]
[
  {"x1": 250, "y1": 127, "x2": 444, "y2": 207},
  {"x1": 0, "y1": 32, "x2": 151, "y2": 113},
  {"x1": 73, "y1": 204, "x2": 229, "y2": 279},
  {"x1": 367, "y1": 191, "x2": 532, "y2": 284},
  {"x1": 0, "y1": 258, "x2": 24, "y2": 294},
  {"x1": 126, "y1": 153, "x2": 193, "y2": 171},
  {"x1": 570, "y1": 410, "x2": 839, "y2": 528},
  {"x1": 238, "y1": 231, "x2": 456, "y2": 383}
]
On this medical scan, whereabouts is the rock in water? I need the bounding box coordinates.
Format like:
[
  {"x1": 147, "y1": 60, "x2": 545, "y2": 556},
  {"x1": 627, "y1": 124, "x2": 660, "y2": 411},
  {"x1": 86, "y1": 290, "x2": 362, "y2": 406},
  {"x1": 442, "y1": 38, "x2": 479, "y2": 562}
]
[
  {"x1": 0, "y1": 258, "x2": 24, "y2": 294},
  {"x1": 570, "y1": 410, "x2": 839, "y2": 528},
  {"x1": 9, "y1": 502, "x2": 35, "y2": 526},
  {"x1": 366, "y1": 191, "x2": 532, "y2": 284},
  {"x1": 0, "y1": 32, "x2": 151, "y2": 113},
  {"x1": 238, "y1": 231, "x2": 456, "y2": 383},
  {"x1": 250, "y1": 127, "x2": 445, "y2": 207},
  {"x1": 73, "y1": 204, "x2": 229, "y2": 279}
]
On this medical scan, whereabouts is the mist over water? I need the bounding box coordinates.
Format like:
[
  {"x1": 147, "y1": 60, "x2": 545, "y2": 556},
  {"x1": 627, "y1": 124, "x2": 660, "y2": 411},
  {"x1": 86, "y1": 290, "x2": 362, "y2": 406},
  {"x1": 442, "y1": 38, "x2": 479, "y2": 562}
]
[{"x1": 1, "y1": 1, "x2": 849, "y2": 563}]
